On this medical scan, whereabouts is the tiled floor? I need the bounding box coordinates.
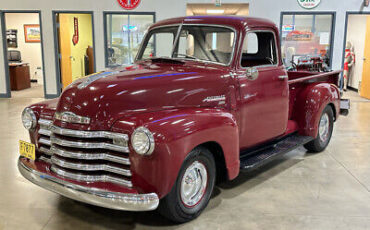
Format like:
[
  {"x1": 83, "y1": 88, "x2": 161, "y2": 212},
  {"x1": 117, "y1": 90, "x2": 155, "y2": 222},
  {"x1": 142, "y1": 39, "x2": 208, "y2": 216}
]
[{"x1": 0, "y1": 90, "x2": 369, "y2": 230}]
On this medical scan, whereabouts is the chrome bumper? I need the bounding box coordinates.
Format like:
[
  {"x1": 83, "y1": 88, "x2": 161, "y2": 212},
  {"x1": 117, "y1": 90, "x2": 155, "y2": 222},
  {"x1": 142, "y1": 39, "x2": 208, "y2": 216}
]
[{"x1": 18, "y1": 158, "x2": 159, "y2": 211}]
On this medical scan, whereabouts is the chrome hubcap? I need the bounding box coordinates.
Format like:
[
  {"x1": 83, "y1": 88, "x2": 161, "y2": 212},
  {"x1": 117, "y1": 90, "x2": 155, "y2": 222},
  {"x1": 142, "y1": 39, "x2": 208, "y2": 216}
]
[
  {"x1": 319, "y1": 113, "x2": 330, "y2": 142},
  {"x1": 180, "y1": 161, "x2": 208, "y2": 207}
]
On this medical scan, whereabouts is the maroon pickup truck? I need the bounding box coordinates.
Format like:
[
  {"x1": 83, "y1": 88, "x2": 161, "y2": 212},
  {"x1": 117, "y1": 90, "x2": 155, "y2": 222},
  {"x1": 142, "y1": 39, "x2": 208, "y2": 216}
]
[{"x1": 18, "y1": 16, "x2": 349, "y2": 222}]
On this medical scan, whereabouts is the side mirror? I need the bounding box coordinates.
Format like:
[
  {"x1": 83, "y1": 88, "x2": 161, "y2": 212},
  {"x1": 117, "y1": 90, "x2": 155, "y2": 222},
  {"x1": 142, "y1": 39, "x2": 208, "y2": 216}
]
[{"x1": 246, "y1": 67, "x2": 259, "y2": 81}]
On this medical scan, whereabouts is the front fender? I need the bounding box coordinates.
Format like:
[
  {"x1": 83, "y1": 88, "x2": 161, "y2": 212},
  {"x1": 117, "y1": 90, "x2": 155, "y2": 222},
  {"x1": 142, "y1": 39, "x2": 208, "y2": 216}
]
[
  {"x1": 112, "y1": 108, "x2": 239, "y2": 198},
  {"x1": 294, "y1": 83, "x2": 340, "y2": 137}
]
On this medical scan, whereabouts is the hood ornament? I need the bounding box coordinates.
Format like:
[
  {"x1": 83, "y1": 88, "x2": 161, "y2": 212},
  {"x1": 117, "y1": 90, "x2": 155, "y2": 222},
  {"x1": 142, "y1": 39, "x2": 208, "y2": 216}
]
[
  {"x1": 54, "y1": 111, "x2": 90, "y2": 125},
  {"x1": 78, "y1": 71, "x2": 119, "y2": 89}
]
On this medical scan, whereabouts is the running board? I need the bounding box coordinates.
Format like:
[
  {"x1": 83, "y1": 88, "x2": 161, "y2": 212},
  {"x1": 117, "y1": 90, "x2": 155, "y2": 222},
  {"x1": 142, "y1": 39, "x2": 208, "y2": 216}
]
[{"x1": 240, "y1": 134, "x2": 313, "y2": 172}]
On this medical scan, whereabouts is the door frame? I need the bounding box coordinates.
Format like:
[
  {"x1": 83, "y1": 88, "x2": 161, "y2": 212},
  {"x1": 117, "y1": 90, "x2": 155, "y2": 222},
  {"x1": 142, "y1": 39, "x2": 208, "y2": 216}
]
[
  {"x1": 0, "y1": 10, "x2": 47, "y2": 98},
  {"x1": 279, "y1": 11, "x2": 336, "y2": 68},
  {"x1": 52, "y1": 10, "x2": 96, "y2": 95},
  {"x1": 103, "y1": 11, "x2": 156, "y2": 68},
  {"x1": 341, "y1": 11, "x2": 370, "y2": 91}
]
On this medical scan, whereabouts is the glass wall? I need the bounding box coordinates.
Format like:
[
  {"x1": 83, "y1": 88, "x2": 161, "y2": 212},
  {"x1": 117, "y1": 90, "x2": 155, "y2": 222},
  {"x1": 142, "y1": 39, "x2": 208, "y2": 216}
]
[
  {"x1": 105, "y1": 13, "x2": 154, "y2": 67},
  {"x1": 281, "y1": 13, "x2": 334, "y2": 68}
]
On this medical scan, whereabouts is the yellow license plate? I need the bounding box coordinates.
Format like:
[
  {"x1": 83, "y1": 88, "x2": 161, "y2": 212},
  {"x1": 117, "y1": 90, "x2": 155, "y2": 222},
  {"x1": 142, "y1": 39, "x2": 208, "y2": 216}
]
[{"x1": 19, "y1": 140, "x2": 36, "y2": 161}]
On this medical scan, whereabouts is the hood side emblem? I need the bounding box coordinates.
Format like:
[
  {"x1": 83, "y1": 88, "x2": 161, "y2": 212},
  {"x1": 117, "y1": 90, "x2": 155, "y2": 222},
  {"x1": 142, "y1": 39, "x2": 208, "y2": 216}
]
[
  {"x1": 54, "y1": 111, "x2": 90, "y2": 125},
  {"x1": 203, "y1": 95, "x2": 226, "y2": 103},
  {"x1": 78, "y1": 71, "x2": 120, "y2": 89}
]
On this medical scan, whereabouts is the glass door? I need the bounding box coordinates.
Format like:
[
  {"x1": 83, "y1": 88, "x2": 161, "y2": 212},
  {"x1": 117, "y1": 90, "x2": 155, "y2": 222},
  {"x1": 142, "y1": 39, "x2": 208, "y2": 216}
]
[{"x1": 105, "y1": 13, "x2": 154, "y2": 67}]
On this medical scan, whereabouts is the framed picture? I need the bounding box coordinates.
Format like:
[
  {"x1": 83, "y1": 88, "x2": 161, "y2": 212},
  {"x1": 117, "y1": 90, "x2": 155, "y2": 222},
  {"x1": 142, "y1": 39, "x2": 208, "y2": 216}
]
[{"x1": 24, "y1": 24, "x2": 40, "y2": 43}]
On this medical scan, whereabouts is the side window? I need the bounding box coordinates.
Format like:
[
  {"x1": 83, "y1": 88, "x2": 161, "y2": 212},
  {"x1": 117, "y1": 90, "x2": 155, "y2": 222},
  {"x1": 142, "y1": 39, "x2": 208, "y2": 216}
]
[{"x1": 241, "y1": 31, "x2": 278, "y2": 68}]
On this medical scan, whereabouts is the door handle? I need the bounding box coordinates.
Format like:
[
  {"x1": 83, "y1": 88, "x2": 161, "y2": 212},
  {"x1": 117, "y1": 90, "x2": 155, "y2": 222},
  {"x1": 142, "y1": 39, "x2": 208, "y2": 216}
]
[
  {"x1": 245, "y1": 67, "x2": 259, "y2": 81},
  {"x1": 278, "y1": 75, "x2": 288, "y2": 80}
]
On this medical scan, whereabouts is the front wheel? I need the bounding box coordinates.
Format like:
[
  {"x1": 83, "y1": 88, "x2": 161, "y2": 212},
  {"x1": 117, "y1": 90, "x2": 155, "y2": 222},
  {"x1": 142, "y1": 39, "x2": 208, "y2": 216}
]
[
  {"x1": 304, "y1": 105, "x2": 334, "y2": 153},
  {"x1": 158, "y1": 147, "x2": 216, "y2": 223}
]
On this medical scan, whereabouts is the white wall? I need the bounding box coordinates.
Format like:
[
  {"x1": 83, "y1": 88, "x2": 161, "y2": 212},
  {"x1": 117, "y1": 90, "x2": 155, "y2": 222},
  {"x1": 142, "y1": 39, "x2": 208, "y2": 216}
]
[
  {"x1": 0, "y1": 0, "x2": 186, "y2": 97},
  {"x1": 347, "y1": 15, "x2": 367, "y2": 89},
  {"x1": 1, "y1": 0, "x2": 370, "y2": 97},
  {"x1": 5, "y1": 13, "x2": 44, "y2": 84}
]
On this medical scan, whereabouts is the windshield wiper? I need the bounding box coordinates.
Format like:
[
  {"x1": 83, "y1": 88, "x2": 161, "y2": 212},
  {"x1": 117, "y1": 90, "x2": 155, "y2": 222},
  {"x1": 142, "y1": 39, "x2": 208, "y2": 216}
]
[
  {"x1": 149, "y1": 57, "x2": 185, "y2": 64},
  {"x1": 174, "y1": 53, "x2": 199, "y2": 60}
]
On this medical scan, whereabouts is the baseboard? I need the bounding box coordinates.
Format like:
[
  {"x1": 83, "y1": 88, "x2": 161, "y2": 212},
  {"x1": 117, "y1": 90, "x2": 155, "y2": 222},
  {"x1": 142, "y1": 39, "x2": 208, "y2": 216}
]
[
  {"x1": 0, "y1": 93, "x2": 10, "y2": 98},
  {"x1": 45, "y1": 94, "x2": 59, "y2": 99},
  {"x1": 347, "y1": 86, "x2": 358, "y2": 92}
]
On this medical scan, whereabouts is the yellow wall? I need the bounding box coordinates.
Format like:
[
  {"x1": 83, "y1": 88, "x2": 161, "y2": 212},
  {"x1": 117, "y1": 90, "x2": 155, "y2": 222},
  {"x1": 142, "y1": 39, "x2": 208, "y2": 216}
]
[
  {"x1": 360, "y1": 16, "x2": 370, "y2": 99},
  {"x1": 59, "y1": 13, "x2": 93, "y2": 87}
]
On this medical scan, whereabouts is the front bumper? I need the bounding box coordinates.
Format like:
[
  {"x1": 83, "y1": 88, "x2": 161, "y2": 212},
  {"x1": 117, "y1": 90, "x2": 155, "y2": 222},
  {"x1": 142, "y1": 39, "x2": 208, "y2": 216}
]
[{"x1": 18, "y1": 158, "x2": 159, "y2": 211}]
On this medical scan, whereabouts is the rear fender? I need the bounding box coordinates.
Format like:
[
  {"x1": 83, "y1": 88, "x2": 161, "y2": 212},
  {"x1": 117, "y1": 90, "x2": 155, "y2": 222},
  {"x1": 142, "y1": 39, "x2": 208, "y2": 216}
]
[
  {"x1": 112, "y1": 108, "x2": 239, "y2": 198},
  {"x1": 294, "y1": 83, "x2": 340, "y2": 137}
]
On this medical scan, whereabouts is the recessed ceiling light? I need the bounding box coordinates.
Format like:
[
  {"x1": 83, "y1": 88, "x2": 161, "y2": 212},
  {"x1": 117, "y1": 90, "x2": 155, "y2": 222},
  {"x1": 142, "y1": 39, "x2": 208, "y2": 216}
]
[{"x1": 206, "y1": 9, "x2": 225, "y2": 14}]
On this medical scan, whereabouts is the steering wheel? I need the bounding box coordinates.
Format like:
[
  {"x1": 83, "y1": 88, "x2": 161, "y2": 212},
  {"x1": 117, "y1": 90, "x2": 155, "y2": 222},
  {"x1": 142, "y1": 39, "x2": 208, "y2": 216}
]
[
  {"x1": 266, "y1": 57, "x2": 274, "y2": 64},
  {"x1": 289, "y1": 61, "x2": 297, "y2": 71}
]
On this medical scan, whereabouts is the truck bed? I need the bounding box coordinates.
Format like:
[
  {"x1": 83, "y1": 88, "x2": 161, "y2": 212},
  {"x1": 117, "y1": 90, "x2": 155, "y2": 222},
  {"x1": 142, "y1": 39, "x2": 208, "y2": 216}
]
[
  {"x1": 288, "y1": 70, "x2": 342, "y2": 85},
  {"x1": 287, "y1": 70, "x2": 342, "y2": 121}
]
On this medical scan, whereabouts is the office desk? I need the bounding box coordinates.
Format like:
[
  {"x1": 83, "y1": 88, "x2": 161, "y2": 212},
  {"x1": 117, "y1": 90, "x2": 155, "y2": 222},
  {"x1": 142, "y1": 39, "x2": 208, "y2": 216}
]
[{"x1": 9, "y1": 63, "x2": 31, "y2": 90}]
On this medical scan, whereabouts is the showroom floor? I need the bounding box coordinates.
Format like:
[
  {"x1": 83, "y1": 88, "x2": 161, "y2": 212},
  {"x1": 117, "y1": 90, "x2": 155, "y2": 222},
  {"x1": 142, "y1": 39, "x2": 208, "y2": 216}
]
[
  {"x1": 0, "y1": 91, "x2": 369, "y2": 230},
  {"x1": 11, "y1": 83, "x2": 44, "y2": 99}
]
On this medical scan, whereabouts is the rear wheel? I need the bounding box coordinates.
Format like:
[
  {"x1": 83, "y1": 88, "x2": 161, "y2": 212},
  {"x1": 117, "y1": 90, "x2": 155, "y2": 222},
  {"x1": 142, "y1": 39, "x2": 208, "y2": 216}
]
[
  {"x1": 304, "y1": 105, "x2": 334, "y2": 153},
  {"x1": 158, "y1": 147, "x2": 215, "y2": 223}
]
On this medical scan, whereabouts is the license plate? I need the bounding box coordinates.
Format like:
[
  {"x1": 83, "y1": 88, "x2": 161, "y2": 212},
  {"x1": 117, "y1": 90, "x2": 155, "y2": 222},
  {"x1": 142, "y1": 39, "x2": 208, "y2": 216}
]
[{"x1": 19, "y1": 140, "x2": 36, "y2": 161}]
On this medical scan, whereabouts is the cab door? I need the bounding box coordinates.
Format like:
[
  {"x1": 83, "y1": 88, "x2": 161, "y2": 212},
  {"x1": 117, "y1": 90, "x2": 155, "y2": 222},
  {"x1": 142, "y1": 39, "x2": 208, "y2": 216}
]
[{"x1": 236, "y1": 30, "x2": 289, "y2": 149}]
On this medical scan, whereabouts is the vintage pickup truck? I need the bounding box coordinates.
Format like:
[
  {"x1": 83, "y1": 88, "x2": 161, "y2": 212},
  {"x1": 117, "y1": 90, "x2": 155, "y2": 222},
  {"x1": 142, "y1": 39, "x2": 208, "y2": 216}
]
[{"x1": 18, "y1": 16, "x2": 350, "y2": 222}]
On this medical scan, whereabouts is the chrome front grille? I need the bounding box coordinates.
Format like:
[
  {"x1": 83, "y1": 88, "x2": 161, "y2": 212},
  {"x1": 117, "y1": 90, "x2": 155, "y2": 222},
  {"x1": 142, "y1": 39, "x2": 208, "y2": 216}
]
[{"x1": 37, "y1": 119, "x2": 132, "y2": 187}]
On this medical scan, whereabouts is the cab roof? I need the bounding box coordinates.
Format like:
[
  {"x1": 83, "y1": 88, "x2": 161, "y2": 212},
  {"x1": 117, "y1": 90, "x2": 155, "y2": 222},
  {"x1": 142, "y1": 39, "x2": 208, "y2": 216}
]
[{"x1": 150, "y1": 15, "x2": 277, "y2": 31}]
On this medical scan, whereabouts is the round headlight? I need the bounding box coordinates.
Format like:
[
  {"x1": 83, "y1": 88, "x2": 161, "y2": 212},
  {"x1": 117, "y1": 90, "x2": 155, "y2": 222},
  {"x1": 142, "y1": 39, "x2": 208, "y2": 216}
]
[
  {"x1": 22, "y1": 108, "x2": 37, "y2": 130},
  {"x1": 131, "y1": 127, "x2": 155, "y2": 155}
]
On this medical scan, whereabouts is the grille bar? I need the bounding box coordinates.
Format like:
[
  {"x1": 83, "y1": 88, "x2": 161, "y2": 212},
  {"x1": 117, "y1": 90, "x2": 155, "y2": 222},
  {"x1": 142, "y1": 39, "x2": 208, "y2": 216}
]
[
  {"x1": 39, "y1": 146, "x2": 52, "y2": 156},
  {"x1": 50, "y1": 125, "x2": 128, "y2": 140},
  {"x1": 51, "y1": 155, "x2": 132, "y2": 177},
  {"x1": 39, "y1": 119, "x2": 53, "y2": 127},
  {"x1": 51, "y1": 145, "x2": 130, "y2": 165},
  {"x1": 50, "y1": 134, "x2": 129, "y2": 153},
  {"x1": 39, "y1": 137, "x2": 51, "y2": 146},
  {"x1": 39, "y1": 129, "x2": 52, "y2": 136},
  {"x1": 50, "y1": 165, "x2": 133, "y2": 188}
]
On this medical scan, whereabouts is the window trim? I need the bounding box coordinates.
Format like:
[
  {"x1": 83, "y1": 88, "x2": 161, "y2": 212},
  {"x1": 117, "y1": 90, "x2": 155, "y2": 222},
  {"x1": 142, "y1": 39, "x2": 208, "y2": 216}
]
[
  {"x1": 136, "y1": 23, "x2": 238, "y2": 67},
  {"x1": 279, "y1": 11, "x2": 336, "y2": 68},
  {"x1": 239, "y1": 29, "x2": 280, "y2": 69},
  {"x1": 103, "y1": 11, "x2": 156, "y2": 68}
]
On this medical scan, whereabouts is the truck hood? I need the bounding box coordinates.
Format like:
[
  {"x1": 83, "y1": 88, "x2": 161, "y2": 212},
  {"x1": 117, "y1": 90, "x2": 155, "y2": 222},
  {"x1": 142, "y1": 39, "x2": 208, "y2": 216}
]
[{"x1": 55, "y1": 61, "x2": 232, "y2": 130}]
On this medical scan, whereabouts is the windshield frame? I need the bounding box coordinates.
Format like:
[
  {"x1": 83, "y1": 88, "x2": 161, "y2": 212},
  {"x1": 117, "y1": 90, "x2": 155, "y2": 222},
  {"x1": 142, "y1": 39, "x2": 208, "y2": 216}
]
[{"x1": 135, "y1": 23, "x2": 238, "y2": 66}]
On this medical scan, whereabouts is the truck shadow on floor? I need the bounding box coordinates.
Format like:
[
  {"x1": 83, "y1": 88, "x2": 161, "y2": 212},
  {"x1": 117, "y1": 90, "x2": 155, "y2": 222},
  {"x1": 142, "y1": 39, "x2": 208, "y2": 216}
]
[{"x1": 54, "y1": 151, "x2": 309, "y2": 229}]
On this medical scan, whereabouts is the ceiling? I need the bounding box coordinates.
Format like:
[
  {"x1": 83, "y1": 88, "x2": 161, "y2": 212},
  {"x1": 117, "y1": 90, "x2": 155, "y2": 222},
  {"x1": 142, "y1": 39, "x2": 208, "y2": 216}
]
[{"x1": 187, "y1": 3, "x2": 249, "y2": 16}]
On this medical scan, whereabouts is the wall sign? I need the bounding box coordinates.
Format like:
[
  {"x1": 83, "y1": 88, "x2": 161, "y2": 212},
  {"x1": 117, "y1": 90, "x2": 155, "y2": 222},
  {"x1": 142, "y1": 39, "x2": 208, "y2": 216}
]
[
  {"x1": 117, "y1": 0, "x2": 141, "y2": 10},
  {"x1": 297, "y1": 0, "x2": 321, "y2": 9},
  {"x1": 72, "y1": 17, "x2": 79, "y2": 46}
]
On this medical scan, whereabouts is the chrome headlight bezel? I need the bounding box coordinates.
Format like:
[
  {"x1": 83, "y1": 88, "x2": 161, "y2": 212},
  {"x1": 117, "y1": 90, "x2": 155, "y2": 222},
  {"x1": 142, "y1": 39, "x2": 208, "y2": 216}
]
[
  {"x1": 131, "y1": 127, "x2": 155, "y2": 156},
  {"x1": 22, "y1": 108, "x2": 37, "y2": 131}
]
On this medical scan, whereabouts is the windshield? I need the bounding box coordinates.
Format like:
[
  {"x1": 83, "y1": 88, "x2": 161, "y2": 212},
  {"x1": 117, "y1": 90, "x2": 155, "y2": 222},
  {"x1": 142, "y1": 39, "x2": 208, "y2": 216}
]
[{"x1": 136, "y1": 25, "x2": 236, "y2": 65}]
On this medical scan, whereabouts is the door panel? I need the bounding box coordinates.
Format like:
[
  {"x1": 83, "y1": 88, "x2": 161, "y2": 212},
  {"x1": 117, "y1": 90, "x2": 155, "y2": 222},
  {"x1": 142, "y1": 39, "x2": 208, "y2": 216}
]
[
  {"x1": 360, "y1": 16, "x2": 370, "y2": 99},
  {"x1": 237, "y1": 66, "x2": 289, "y2": 149},
  {"x1": 58, "y1": 14, "x2": 72, "y2": 89},
  {"x1": 58, "y1": 13, "x2": 94, "y2": 89}
]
